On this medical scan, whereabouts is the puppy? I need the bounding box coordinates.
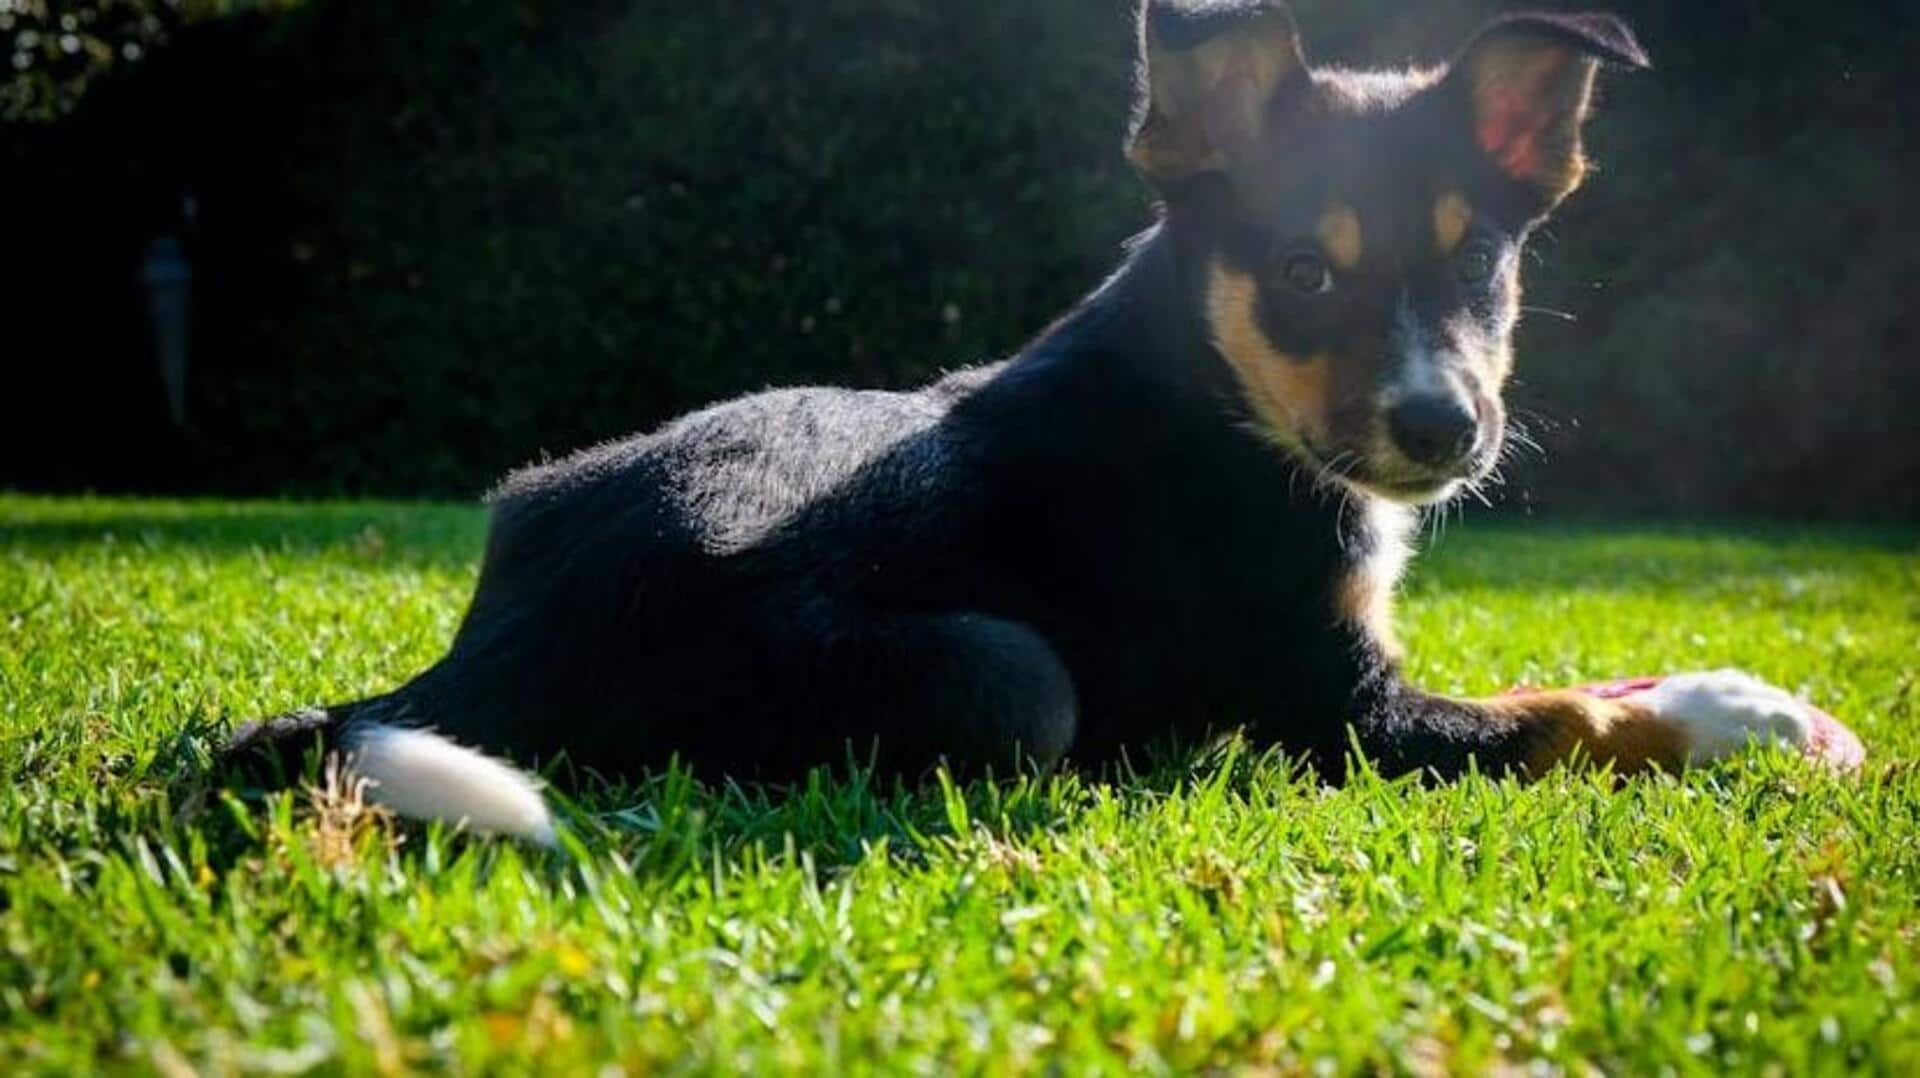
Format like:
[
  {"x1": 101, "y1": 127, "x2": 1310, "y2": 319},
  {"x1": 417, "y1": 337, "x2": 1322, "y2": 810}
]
[{"x1": 227, "y1": 2, "x2": 1851, "y2": 843}]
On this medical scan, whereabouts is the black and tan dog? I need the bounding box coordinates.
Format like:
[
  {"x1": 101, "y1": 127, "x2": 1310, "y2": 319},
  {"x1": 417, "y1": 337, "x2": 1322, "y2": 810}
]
[{"x1": 228, "y1": 2, "x2": 1851, "y2": 843}]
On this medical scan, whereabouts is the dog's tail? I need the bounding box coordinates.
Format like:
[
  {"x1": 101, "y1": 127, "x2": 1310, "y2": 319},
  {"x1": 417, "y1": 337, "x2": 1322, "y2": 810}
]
[{"x1": 221, "y1": 699, "x2": 557, "y2": 846}]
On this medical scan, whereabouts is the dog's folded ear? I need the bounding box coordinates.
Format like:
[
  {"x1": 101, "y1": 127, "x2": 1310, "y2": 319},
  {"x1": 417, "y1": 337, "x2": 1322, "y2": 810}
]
[
  {"x1": 1448, "y1": 13, "x2": 1651, "y2": 212},
  {"x1": 1127, "y1": 0, "x2": 1308, "y2": 191}
]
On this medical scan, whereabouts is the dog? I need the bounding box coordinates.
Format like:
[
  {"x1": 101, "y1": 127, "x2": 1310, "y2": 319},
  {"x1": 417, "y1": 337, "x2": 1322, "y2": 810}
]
[{"x1": 226, "y1": 2, "x2": 1850, "y2": 844}]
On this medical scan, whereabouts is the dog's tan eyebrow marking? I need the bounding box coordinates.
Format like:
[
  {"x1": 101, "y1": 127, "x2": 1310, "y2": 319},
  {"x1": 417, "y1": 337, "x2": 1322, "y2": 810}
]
[
  {"x1": 1433, "y1": 191, "x2": 1473, "y2": 255},
  {"x1": 1316, "y1": 203, "x2": 1364, "y2": 272}
]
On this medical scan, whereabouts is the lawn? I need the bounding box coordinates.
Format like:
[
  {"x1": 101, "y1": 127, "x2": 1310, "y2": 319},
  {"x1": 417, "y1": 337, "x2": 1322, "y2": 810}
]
[{"x1": 2, "y1": 495, "x2": 1916, "y2": 1074}]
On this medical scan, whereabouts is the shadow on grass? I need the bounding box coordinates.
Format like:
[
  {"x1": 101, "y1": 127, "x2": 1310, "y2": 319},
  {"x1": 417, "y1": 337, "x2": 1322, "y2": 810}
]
[
  {"x1": 552, "y1": 733, "x2": 1269, "y2": 869},
  {"x1": 174, "y1": 723, "x2": 1279, "y2": 886}
]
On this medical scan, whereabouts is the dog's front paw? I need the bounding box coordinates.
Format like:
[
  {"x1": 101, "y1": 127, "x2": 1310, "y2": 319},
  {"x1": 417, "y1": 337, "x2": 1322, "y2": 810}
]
[{"x1": 1630, "y1": 670, "x2": 1864, "y2": 770}]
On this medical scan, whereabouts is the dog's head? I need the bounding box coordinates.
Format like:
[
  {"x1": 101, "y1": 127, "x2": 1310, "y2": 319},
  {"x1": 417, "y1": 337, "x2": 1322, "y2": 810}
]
[{"x1": 1130, "y1": 1, "x2": 1648, "y2": 504}]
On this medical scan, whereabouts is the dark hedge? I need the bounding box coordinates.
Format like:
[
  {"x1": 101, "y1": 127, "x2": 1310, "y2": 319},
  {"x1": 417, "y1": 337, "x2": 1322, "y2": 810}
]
[{"x1": 7, "y1": 0, "x2": 1918, "y2": 516}]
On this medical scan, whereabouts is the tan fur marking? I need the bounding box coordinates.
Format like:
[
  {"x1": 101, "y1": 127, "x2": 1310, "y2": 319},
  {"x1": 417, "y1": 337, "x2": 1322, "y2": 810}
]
[
  {"x1": 1337, "y1": 568, "x2": 1401, "y2": 659},
  {"x1": 1206, "y1": 261, "x2": 1330, "y2": 445},
  {"x1": 1316, "y1": 203, "x2": 1364, "y2": 272},
  {"x1": 1433, "y1": 191, "x2": 1473, "y2": 254},
  {"x1": 1481, "y1": 692, "x2": 1691, "y2": 775}
]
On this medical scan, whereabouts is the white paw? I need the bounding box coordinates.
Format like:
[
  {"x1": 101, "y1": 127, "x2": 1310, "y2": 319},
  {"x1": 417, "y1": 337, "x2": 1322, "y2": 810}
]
[{"x1": 1634, "y1": 669, "x2": 1817, "y2": 763}]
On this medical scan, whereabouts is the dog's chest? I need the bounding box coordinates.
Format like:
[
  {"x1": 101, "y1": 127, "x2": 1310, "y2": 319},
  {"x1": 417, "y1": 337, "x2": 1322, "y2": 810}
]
[{"x1": 980, "y1": 472, "x2": 1376, "y2": 744}]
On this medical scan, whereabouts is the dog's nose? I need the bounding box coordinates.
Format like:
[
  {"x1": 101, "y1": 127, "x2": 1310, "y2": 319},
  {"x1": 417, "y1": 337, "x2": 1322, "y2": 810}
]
[{"x1": 1387, "y1": 395, "x2": 1479, "y2": 469}]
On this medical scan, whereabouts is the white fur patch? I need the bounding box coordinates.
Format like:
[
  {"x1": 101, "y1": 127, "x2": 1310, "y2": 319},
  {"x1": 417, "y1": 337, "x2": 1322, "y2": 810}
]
[
  {"x1": 343, "y1": 723, "x2": 557, "y2": 846},
  {"x1": 1636, "y1": 670, "x2": 1817, "y2": 762},
  {"x1": 1363, "y1": 498, "x2": 1417, "y2": 589}
]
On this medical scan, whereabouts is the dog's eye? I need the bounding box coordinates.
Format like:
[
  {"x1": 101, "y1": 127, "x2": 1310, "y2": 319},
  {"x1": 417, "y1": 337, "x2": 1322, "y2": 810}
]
[
  {"x1": 1456, "y1": 239, "x2": 1499, "y2": 285},
  {"x1": 1279, "y1": 252, "x2": 1334, "y2": 296}
]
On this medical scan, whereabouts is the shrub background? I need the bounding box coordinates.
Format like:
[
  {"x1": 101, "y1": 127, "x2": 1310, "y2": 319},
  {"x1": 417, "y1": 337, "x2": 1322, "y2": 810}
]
[{"x1": 6, "y1": 0, "x2": 1917, "y2": 517}]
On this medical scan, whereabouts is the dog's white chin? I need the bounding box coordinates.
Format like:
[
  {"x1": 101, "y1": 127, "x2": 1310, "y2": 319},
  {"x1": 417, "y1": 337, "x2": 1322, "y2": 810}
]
[
  {"x1": 1264, "y1": 432, "x2": 1470, "y2": 507},
  {"x1": 1353, "y1": 475, "x2": 1465, "y2": 506},
  {"x1": 1320, "y1": 457, "x2": 1467, "y2": 505},
  {"x1": 1347, "y1": 442, "x2": 1490, "y2": 505}
]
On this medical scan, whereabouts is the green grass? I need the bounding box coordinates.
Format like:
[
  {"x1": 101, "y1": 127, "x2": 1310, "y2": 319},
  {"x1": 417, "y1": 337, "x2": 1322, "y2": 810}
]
[{"x1": 2, "y1": 495, "x2": 1916, "y2": 1074}]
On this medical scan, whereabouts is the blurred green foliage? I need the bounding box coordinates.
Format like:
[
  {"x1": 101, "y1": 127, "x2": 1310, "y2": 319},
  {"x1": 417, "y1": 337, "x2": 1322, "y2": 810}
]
[
  {"x1": 6, "y1": 1, "x2": 1917, "y2": 516},
  {"x1": 0, "y1": 0, "x2": 294, "y2": 120}
]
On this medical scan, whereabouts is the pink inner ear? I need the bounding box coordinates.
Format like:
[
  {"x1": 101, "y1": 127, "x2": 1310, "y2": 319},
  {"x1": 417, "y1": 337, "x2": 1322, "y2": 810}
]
[{"x1": 1474, "y1": 50, "x2": 1569, "y2": 183}]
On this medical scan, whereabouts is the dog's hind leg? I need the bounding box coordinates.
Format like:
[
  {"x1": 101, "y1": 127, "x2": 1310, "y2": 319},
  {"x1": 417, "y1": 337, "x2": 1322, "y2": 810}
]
[
  {"x1": 787, "y1": 609, "x2": 1080, "y2": 779},
  {"x1": 220, "y1": 608, "x2": 1078, "y2": 833}
]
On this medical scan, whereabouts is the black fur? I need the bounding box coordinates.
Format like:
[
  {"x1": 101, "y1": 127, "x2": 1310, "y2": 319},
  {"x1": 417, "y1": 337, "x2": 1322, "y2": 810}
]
[
  {"x1": 227, "y1": 4, "x2": 1649, "y2": 789},
  {"x1": 229, "y1": 225, "x2": 1533, "y2": 785}
]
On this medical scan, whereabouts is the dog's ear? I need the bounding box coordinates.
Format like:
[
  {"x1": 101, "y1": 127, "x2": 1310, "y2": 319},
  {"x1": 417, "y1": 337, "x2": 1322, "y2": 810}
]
[
  {"x1": 1127, "y1": 0, "x2": 1308, "y2": 191},
  {"x1": 1448, "y1": 13, "x2": 1650, "y2": 211}
]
